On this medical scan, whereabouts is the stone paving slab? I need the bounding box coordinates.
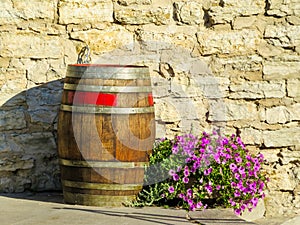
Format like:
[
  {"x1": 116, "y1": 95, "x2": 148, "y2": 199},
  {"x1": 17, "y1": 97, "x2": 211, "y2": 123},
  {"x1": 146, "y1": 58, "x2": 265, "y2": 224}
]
[
  {"x1": 189, "y1": 208, "x2": 256, "y2": 225},
  {"x1": 0, "y1": 193, "x2": 191, "y2": 225},
  {"x1": 0, "y1": 192, "x2": 299, "y2": 225}
]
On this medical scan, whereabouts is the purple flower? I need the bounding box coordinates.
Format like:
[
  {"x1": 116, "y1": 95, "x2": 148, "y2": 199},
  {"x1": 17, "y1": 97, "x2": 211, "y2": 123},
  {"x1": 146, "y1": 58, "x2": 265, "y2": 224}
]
[
  {"x1": 253, "y1": 164, "x2": 260, "y2": 172},
  {"x1": 185, "y1": 158, "x2": 191, "y2": 163},
  {"x1": 240, "y1": 204, "x2": 246, "y2": 211},
  {"x1": 234, "y1": 190, "x2": 241, "y2": 197},
  {"x1": 246, "y1": 155, "x2": 252, "y2": 161},
  {"x1": 231, "y1": 143, "x2": 238, "y2": 150},
  {"x1": 187, "y1": 189, "x2": 193, "y2": 197},
  {"x1": 178, "y1": 193, "x2": 184, "y2": 198},
  {"x1": 230, "y1": 163, "x2": 237, "y2": 172},
  {"x1": 173, "y1": 174, "x2": 179, "y2": 181},
  {"x1": 251, "y1": 198, "x2": 259, "y2": 207},
  {"x1": 205, "y1": 184, "x2": 213, "y2": 194},
  {"x1": 234, "y1": 208, "x2": 242, "y2": 216},
  {"x1": 237, "y1": 137, "x2": 245, "y2": 149},
  {"x1": 259, "y1": 181, "x2": 265, "y2": 192},
  {"x1": 214, "y1": 154, "x2": 221, "y2": 164},
  {"x1": 235, "y1": 156, "x2": 242, "y2": 164},
  {"x1": 238, "y1": 166, "x2": 245, "y2": 175},
  {"x1": 231, "y1": 182, "x2": 237, "y2": 187},
  {"x1": 169, "y1": 169, "x2": 175, "y2": 176},
  {"x1": 177, "y1": 166, "x2": 182, "y2": 172},
  {"x1": 200, "y1": 148, "x2": 205, "y2": 154},
  {"x1": 204, "y1": 167, "x2": 212, "y2": 176},
  {"x1": 245, "y1": 162, "x2": 251, "y2": 168},
  {"x1": 172, "y1": 145, "x2": 179, "y2": 154},
  {"x1": 196, "y1": 201, "x2": 203, "y2": 208},
  {"x1": 190, "y1": 167, "x2": 196, "y2": 173},
  {"x1": 201, "y1": 137, "x2": 210, "y2": 147},
  {"x1": 183, "y1": 177, "x2": 189, "y2": 183},
  {"x1": 187, "y1": 199, "x2": 193, "y2": 206},
  {"x1": 222, "y1": 138, "x2": 229, "y2": 145},
  {"x1": 229, "y1": 198, "x2": 236, "y2": 206},
  {"x1": 168, "y1": 186, "x2": 175, "y2": 193},
  {"x1": 216, "y1": 185, "x2": 221, "y2": 190},
  {"x1": 184, "y1": 169, "x2": 190, "y2": 177},
  {"x1": 249, "y1": 182, "x2": 257, "y2": 191}
]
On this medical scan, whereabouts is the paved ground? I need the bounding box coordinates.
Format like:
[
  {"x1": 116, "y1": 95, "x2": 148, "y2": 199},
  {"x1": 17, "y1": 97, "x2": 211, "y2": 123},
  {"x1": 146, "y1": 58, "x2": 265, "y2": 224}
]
[{"x1": 0, "y1": 192, "x2": 299, "y2": 225}]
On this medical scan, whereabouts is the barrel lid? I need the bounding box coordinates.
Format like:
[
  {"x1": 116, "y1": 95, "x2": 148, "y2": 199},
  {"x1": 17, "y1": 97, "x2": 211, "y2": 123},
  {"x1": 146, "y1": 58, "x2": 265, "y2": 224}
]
[{"x1": 66, "y1": 64, "x2": 150, "y2": 79}]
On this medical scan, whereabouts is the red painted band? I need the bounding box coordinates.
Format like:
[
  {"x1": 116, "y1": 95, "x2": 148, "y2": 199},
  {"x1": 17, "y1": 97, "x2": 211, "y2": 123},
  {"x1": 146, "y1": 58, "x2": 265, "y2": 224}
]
[
  {"x1": 148, "y1": 93, "x2": 154, "y2": 106},
  {"x1": 67, "y1": 91, "x2": 154, "y2": 107},
  {"x1": 68, "y1": 91, "x2": 117, "y2": 106}
]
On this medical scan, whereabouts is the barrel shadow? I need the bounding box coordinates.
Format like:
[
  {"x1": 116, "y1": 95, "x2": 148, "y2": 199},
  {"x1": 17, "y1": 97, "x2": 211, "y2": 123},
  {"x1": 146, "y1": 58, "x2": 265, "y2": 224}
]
[
  {"x1": 53, "y1": 207, "x2": 190, "y2": 225},
  {"x1": 0, "y1": 79, "x2": 63, "y2": 195}
]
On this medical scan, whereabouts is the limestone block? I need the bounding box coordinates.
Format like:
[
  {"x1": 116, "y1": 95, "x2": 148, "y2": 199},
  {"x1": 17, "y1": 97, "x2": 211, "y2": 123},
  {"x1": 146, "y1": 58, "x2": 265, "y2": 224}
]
[
  {"x1": 240, "y1": 127, "x2": 262, "y2": 145},
  {"x1": 287, "y1": 79, "x2": 300, "y2": 97},
  {"x1": 9, "y1": 132, "x2": 56, "y2": 154},
  {"x1": 279, "y1": 149, "x2": 300, "y2": 165},
  {"x1": 28, "y1": 153, "x2": 60, "y2": 191},
  {"x1": 0, "y1": 134, "x2": 10, "y2": 152},
  {"x1": 0, "y1": 109, "x2": 26, "y2": 131},
  {"x1": 257, "y1": 40, "x2": 283, "y2": 58},
  {"x1": 196, "y1": 29, "x2": 260, "y2": 55},
  {"x1": 233, "y1": 16, "x2": 256, "y2": 30},
  {"x1": 0, "y1": 68, "x2": 27, "y2": 105},
  {"x1": 0, "y1": 32, "x2": 64, "y2": 58},
  {"x1": 70, "y1": 26, "x2": 133, "y2": 54},
  {"x1": 154, "y1": 99, "x2": 181, "y2": 123},
  {"x1": 26, "y1": 82, "x2": 62, "y2": 127},
  {"x1": 0, "y1": 156, "x2": 34, "y2": 172},
  {"x1": 58, "y1": 0, "x2": 113, "y2": 24},
  {"x1": 209, "y1": 0, "x2": 265, "y2": 24},
  {"x1": 262, "y1": 127, "x2": 300, "y2": 147},
  {"x1": 289, "y1": 103, "x2": 300, "y2": 121},
  {"x1": 264, "y1": 191, "x2": 294, "y2": 216},
  {"x1": 208, "y1": 100, "x2": 258, "y2": 122},
  {"x1": 265, "y1": 25, "x2": 300, "y2": 48},
  {"x1": 26, "y1": 83, "x2": 62, "y2": 108},
  {"x1": 261, "y1": 149, "x2": 280, "y2": 163},
  {"x1": 0, "y1": 0, "x2": 56, "y2": 25},
  {"x1": 0, "y1": 174, "x2": 32, "y2": 192},
  {"x1": 266, "y1": 106, "x2": 291, "y2": 124},
  {"x1": 229, "y1": 81, "x2": 285, "y2": 99},
  {"x1": 239, "y1": 199, "x2": 265, "y2": 221},
  {"x1": 114, "y1": 5, "x2": 171, "y2": 25},
  {"x1": 0, "y1": 68, "x2": 27, "y2": 92},
  {"x1": 117, "y1": 0, "x2": 152, "y2": 6},
  {"x1": 267, "y1": 165, "x2": 297, "y2": 191},
  {"x1": 135, "y1": 24, "x2": 199, "y2": 52},
  {"x1": 287, "y1": 15, "x2": 300, "y2": 25},
  {"x1": 28, "y1": 23, "x2": 67, "y2": 36},
  {"x1": 27, "y1": 59, "x2": 49, "y2": 84},
  {"x1": 191, "y1": 76, "x2": 229, "y2": 99},
  {"x1": 263, "y1": 61, "x2": 300, "y2": 80},
  {"x1": 174, "y1": 1, "x2": 204, "y2": 25},
  {"x1": 216, "y1": 55, "x2": 263, "y2": 73},
  {"x1": 266, "y1": 0, "x2": 300, "y2": 17}
]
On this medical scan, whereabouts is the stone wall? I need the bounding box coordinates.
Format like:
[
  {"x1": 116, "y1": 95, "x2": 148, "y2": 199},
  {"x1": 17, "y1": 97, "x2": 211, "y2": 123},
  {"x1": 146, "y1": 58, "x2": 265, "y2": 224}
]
[{"x1": 0, "y1": 0, "x2": 299, "y2": 217}]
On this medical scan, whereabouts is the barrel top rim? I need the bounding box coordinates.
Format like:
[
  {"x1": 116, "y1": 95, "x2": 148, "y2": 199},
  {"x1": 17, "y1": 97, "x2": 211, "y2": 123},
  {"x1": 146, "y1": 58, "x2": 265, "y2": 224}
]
[{"x1": 68, "y1": 64, "x2": 148, "y2": 68}]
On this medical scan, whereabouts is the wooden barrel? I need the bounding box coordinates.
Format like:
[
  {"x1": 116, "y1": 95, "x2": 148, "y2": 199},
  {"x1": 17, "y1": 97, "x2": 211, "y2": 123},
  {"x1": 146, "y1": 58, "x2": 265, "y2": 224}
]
[{"x1": 57, "y1": 64, "x2": 155, "y2": 206}]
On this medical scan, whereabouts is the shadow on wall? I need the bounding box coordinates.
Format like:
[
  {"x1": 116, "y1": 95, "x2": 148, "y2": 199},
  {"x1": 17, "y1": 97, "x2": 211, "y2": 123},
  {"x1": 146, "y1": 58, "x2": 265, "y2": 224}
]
[{"x1": 0, "y1": 80, "x2": 64, "y2": 192}]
